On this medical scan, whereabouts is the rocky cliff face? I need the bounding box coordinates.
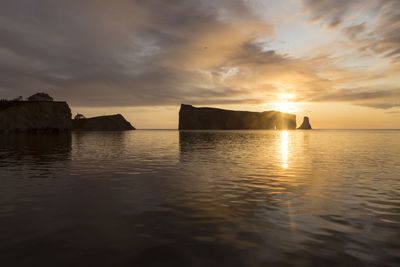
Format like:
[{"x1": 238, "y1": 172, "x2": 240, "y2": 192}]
[
  {"x1": 179, "y1": 104, "x2": 296, "y2": 130},
  {"x1": 0, "y1": 101, "x2": 72, "y2": 132},
  {"x1": 72, "y1": 114, "x2": 135, "y2": 131},
  {"x1": 298, "y1": 116, "x2": 312, "y2": 129}
]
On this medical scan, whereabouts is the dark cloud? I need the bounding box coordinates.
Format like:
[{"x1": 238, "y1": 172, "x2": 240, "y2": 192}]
[
  {"x1": 310, "y1": 87, "x2": 400, "y2": 110},
  {"x1": 0, "y1": 0, "x2": 272, "y2": 106},
  {"x1": 363, "y1": 103, "x2": 400, "y2": 109},
  {"x1": 303, "y1": 0, "x2": 363, "y2": 27},
  {"x1": 343, "y1": 23, "x2": 366, "y2": 39},
  {"x1": 311, "y1": 88, "x2": 399, "y2": 101}
]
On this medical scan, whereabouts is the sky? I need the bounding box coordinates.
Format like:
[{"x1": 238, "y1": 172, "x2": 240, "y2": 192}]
[{"x1": 0, "y1": 0, "x2": 399, "y2": 129}]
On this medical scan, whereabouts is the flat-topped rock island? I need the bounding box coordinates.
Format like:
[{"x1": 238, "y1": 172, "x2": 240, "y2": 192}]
[{"x1": 179, "y1": 104, "x2": 297, "y2": 130}]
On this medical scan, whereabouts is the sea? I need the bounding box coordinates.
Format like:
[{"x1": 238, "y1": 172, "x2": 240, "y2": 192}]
[{"x1": 0, "y1": 130, "x2": 399, "y2": 266}]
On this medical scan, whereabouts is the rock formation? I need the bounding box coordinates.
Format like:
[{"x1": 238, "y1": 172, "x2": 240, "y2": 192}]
[
  {"x1": 0, "y1": 101, "x2": 71, "y2": 132},
  {"x1": 72, "y1": 114, "x2": 135, "y2": 131},
  {"x1": 298, "y1": 116, "x2": 312, "y2": 129},
  {"x1": 179, "y1": 104, "x2": 296, "y2": 130}
]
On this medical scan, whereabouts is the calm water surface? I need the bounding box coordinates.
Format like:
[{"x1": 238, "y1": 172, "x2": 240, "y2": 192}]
[{"x1": 0, "y1": 130, "x2": 399, "y2": 266}]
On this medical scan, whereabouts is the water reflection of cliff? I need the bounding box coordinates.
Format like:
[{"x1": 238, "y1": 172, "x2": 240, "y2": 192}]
[
  {"x1": 179, "y1": 131, "x2": 278, "y2": 164},
  {"x1": 179, "y1": 131, "x2": 225, "y2": 153},
  {"x1": 72, "y1": 131, "x2": 130, "y2": 159},
  {"x1": 0, "y1": 133, "x2": 71, "y2": 162},
  {"x1": 0, "y1": 133, "x2": 72, "y2": 178}
]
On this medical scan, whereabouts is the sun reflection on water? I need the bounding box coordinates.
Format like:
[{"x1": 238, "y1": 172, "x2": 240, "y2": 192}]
[{"x1": 281, "y1": 130, "x2": 288, "y2": 168}]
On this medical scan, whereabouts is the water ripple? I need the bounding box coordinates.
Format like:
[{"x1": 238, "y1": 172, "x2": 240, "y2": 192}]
[{"x1": 0, "y1": 130, "x2": 399, "y2": 266}]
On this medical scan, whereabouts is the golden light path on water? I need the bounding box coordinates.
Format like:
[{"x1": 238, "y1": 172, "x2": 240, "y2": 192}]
[
  {"x1": 281, "y1": 130, "x2": 289, "y2": 168},
  {"x1": 280, "y1": 130, "x2": 296, "y2": 232}
]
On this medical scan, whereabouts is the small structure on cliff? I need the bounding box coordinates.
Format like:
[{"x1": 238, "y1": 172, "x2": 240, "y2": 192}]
[
  {"x1": 28, "y1": 93, "x2": 54, "y2": 102},
  {"x1": 179, "y1": 104, "x2": 296, "y2": 130},
  {"x1": 298, "y1": 116, "x2": 312, "y2": 130},
  {"x1": 74, "y1": 113, "x2": 86, "y2": 120}
]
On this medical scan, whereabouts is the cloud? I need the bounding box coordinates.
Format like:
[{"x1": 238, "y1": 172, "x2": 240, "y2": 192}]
[
  {"x1": 342, "y1": 23, "x2": 366, "y2": 39},
  {"x1": 362, "y1": 103, "x2": 400, "y2": 110},
  {"x1": 303, "y1": 0, "x2": 364, "y2": 27},
  {"x1": 0, "y1": 0, "x2": 278, "y2": 106},
  {"x1": 385, "y1": 110, "x2": 400, "y2": 114},
  {"x1": 0, "y1": 0, "x2": 398, "y2": 111},
  {"x1": 311, "y1": 88, "x2": 400, "y2": 101},
  {"x1": 310, "y1": 87, "x2": 400, "y2": 110},
  {"x1": 302, "y1": 0, "x2": 400, "y2": 61}
]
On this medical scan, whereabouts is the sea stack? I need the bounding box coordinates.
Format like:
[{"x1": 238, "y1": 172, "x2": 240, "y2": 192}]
[
  {"x1": 179, "y1": 104, "x2": 296, "y2": 130},
  {"x1": 298, "y1": 116, "x2": 312, "y2": 130}
]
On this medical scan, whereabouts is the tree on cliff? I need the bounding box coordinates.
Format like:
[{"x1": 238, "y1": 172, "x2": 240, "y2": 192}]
[{"x1": 28, "y1": 93, "x2": 54, "y2": 102}]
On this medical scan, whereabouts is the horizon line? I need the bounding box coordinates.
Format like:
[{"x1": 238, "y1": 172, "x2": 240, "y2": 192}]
[{"x1": 135, "y1": 128, "x2": 400, "y2": 131}]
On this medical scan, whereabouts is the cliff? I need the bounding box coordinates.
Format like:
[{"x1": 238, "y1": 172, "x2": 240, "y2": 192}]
[
  {"x1": 0, "y1": 101, "x2": 71, "y2": 132},
  {"x1": 179, "y1": 104, "x2": 296, "y2": 130},
  {"x1": 298, "y1": 116, "x2": 312, "y2": 130},
  {"x1": 72, "y1": 114, "x2": 135, "y2": 131}
]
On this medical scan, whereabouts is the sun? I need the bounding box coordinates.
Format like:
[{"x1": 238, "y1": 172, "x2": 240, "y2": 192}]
[
  {"x1": 272, "y1": 93, "x2": 297, "y2": 113},
  {"x1": 263, "y1": 93, "x2": 298, "y2": 113},
  {"x1": 273, "y1": 102, "x2": 297, "y2": 113}
]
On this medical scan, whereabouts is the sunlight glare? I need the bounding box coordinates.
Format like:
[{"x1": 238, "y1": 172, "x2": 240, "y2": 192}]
[
  {"x1": 273, "y1": 92, "x2": 297, "y2": 113},
  {"x1": 274, "y1": 102, "x2": 297, "y2": 113},
  {"x1": 281, "y1": 130, "x2": 289, "y2": 168},
  {"x1": 279, "y1": 93, "x2": 295, "y2": 101}
]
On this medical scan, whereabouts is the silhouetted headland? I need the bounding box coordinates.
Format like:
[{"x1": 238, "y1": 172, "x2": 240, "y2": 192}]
[
  {"x1": 298, "y1": 116, "x2": 312, "y2": 130},
  {"x1": 72, "y1": 114, "x2": 135, "y2": 131},
  {"x1": 0, "y1": 93, "x2": 135, "y2": 132},
  {"x1": 179, "y1": 104, "x2": 296, "y2": 130},
  {"x1": 0, "y1": 100, "x2": 72, "y2": 133}
]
